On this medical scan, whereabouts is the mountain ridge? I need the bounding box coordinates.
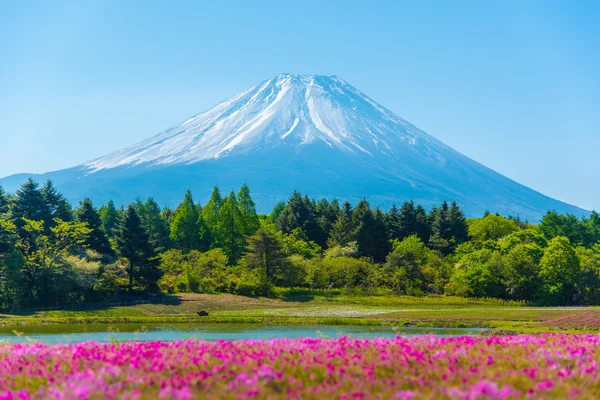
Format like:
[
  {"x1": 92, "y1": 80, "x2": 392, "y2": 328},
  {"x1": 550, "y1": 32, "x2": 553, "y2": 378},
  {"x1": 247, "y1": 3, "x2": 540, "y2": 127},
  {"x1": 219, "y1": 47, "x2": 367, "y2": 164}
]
[{"x1": 0, "y1": 74, "x2": 590, "y2": 221}]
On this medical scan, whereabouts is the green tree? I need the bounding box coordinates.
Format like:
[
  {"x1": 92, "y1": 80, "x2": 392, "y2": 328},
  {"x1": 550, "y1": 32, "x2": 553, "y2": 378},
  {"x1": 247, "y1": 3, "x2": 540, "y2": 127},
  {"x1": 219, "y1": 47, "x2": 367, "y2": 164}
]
[
  {"x1": 242, "y1": 224, "x2": 287, "y2": 287},
  {"x1": 134, "y1": 198, "x2": 171, "y2": 252},
  {"x1": 448, "y1": 201, "x2": 469, "y2": 244},
  {"x1": 352, "y1": 200, "x2": 390, "y2": 262},
  {"x1": 170, "y1": 190, "x2": 203, "y2": 252},
  {"x1": 384, "y1": 235, "x2": 431, "y2": 295},
  {"x1": 40, "y1": 180, "x2": 72, "y2": 224},
  {"x1": 237, "y1": 184, "x2": 260, "y2": 236},
  {"x1": 76, "y1": 198, "x2": 113, "y2": 256},
  {"x1": 98, "y1": 200, "x2": 119, "y2": 238},
  {"x1": 469, "y1": 214, "x2": 520, "y2": 243},
  {"x1": 12, "y1": 178, "x2": 49, "y2": 232},
  {"x1": 502, "y1": 243, "x2": 543, "y2": 301},
  {"x1": 538, "y1": 236, "x2": 580, "y2": 305},
  {"x1": 0, "y1": 185, "x2": 9, "y2": 217},
  {"x1": 202, "y1": 186, "x2": 223, "y2": 242},
  {"x1": 115, "y1": 205, "x2": 161, "y2": 291},
  {"x1": 328, "y1": 201, "x2": 355, "y2": 247},
  {"x1": 217, "y1": 191, "x2": 245, "y2": 263}
]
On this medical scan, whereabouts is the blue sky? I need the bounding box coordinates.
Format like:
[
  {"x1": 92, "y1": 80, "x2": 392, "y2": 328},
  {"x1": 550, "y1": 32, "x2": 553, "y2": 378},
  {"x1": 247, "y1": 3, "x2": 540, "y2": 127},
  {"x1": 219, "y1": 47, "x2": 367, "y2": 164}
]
[{"x1": 0, "y1": 0, "x2": 598, "y2": 210}]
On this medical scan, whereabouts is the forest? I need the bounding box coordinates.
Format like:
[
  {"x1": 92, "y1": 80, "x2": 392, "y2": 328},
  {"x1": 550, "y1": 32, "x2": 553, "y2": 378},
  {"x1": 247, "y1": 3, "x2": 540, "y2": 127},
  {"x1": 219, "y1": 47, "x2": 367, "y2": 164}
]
[{"x1": 0, "y1": 178, "x2": 599, "y2": 310}]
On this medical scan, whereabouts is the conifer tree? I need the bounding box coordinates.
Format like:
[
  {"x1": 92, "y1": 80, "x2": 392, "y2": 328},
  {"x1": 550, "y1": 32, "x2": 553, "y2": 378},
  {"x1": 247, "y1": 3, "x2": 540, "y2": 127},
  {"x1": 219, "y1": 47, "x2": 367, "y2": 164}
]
[
  {"x1": 414, "y1": 205, "x2": 431, "y2": 243},
  {"x1": 40, "y1": 180, "x2": 72, "y2": 224},
  {"x1": 0, "y1": 185, "x2": 10, "y2": 217},
  {"x1": 76, "y1": 198, "x2": 113, "y2": 256},
  {"x1": 134, "y1": 198, "x2": 171, "y2": 252},
  {"x1": 352, "y1": 200, "x2": 391, "y2": 261},
  {"x1": 386, "y1": 203, "x2": 402, "y2": 240},
  {"x1": 448, "y1": 201, "x2": 469, "y2": 244},
  {"x1": 217, "y1": 191, "x2": 245, "y2": 263},
  {"x1": 328, "y1": 201, "x2": 355, "y2": 247},
  {"x1": 170, "y1": 190, "x2": 202, "y2": 252},
  {"x1": 237, "y1": 184, "x2": 260, "y2": 236},
  {"x1": 115, "y1": 205, "x2": 161, "y2": 291},
  {"x1": 202, "y1": 186, "x2": 223, "y2": 241},
  {"x1": 12, "y1": 178, "x2": 49, "y2": 232},
  {"x1": 243, "y1": 225, "x2": 287, "y2": 285},
  {"x1": 99, "y1": 200, "x2": 119, "y2": 238}
]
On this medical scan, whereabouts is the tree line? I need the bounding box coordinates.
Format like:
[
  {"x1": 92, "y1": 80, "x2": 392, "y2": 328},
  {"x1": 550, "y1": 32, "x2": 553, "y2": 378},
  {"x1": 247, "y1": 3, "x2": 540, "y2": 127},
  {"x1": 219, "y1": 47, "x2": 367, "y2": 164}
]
[{"x1": 0, "y1": 178, "x2": 599, "y2": 309}]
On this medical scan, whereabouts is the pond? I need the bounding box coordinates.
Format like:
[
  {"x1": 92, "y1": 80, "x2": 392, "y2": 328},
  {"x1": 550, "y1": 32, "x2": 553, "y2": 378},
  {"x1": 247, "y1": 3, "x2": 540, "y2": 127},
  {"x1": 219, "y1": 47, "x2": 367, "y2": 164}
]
[{"x1": 0, "y1": 324, "x2": 486, "y2": 344}]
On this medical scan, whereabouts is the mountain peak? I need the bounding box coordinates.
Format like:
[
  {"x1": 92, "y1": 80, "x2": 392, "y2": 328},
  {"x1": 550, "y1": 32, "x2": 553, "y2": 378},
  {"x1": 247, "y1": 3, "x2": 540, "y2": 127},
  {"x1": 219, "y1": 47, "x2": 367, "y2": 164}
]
[{"x1": 85, "y1": 74, "x2": 443, "y2": 173}]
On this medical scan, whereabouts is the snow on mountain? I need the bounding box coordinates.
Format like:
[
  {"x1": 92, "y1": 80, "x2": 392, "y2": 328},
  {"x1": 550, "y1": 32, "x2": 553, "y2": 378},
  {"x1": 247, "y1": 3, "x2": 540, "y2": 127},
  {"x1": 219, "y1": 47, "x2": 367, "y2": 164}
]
[
  {"x1": 0, "y1": 73, "x2": 590, "y2": 221},
  {"x1": 84, "y1": 74, "x2": 447, "y2": 172}
]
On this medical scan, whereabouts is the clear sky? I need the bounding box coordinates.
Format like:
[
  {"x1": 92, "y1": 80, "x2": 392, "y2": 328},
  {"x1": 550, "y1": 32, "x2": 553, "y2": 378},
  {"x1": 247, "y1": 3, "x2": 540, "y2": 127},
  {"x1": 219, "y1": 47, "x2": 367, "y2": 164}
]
[{"x1": 0, "y1": 0, "x2": 598, "y2": 210}]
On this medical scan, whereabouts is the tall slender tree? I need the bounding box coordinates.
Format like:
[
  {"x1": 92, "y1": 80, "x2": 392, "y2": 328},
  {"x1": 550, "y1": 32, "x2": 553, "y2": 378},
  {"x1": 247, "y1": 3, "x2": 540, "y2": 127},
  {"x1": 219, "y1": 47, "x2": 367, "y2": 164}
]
[
  {"x1": 40, "y1": 180, "x2": 72, "y2": 224},
  {"x1": 237, "y1": 184, "x2": 260, "y2": 236},
  {"x1": 99, "y1": 200, "x2": 119, "y2": 238},
  {"x1": 202, "y1": 186, "x2": 223, "y2": 242},
  {"x1": 12, "y1": 178, "x2": 49, "y2": 232},
  {"x1": 170, "y1": 190, "x2": 203, "y2": 251},
  {"x1": 217, "y1": 191, "x2": 245, "y2": 263},
  {"x1": 76, "y1": 198, "x2": 113, "y2": 256},
  {"x1": 328, "y1": 201, "x2": 355, "y2": 247},
  {"x1": 115, "y1": 205, "x2": 161, "y2": 291}
]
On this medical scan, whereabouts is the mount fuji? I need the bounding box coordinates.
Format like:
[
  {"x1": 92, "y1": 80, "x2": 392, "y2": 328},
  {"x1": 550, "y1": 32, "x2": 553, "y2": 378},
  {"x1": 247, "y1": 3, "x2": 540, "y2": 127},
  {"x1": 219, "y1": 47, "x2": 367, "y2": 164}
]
[{"x1": 0, "y1": 74, "x2": 588, "y2": 221}]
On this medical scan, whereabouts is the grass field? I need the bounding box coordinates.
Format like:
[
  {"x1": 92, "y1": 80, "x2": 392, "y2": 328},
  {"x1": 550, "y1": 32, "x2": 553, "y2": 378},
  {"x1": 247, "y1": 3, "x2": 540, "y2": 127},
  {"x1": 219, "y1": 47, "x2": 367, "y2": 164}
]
[{"x1": 0, "y1": 293, "x2": 595, "y2": 333}]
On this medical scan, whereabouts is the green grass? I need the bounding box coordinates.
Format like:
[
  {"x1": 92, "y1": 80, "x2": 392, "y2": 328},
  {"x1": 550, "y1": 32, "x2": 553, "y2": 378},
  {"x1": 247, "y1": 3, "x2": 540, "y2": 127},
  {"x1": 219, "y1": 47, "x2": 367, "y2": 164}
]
[{"x1": 1, "y1": 292, "x2": 597, "y2": 333}]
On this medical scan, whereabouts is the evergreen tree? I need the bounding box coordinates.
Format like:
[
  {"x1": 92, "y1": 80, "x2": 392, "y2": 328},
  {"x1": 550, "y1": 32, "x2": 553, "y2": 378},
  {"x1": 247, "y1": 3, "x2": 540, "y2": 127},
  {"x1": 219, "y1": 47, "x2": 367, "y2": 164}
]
[
  {"x1": 0, "y1": 184, "x2": 10, "y2": 217},
  {"x1": 202, "y1": 186, "x2": 223, "y2": 241},
  {"x1": 40, "y1": 180, "x2": 72, "y2": 224},
  {"x1": 328, "y1": 201, "x2": 355, "y2": 247},
  {"x1": 429, "y1": 201, "x2": 453, "y2": 253},
  {"x1": 217, "y1": 191, "x2": 245, "y2": 263},
  {"x1": 135, "y1": 198, "x2": 171, "y2": 252},
  {"x1": 448, "y1": 201, "x2": 469, "y2": 244},
  {"x1": 414, "y1": 205, "x2": 431, "y2": 243},
  {"x1": 12, "y1": 178, "x2": 49, "y2": 232},
  {"x1": 115, "y1": 205, "x2": 161, "y2": 291},
  {"x1": 398, "y1": 201, "x2": 418, "y2": 239},
  {"x1": 352, "y1": 200, "x2": 391, "y2": 262},
  {"x1": 170, "y1": 190, "x2": 202, "y2": 252},
  {"x1": 237, "y1": 184, "x2": 260, "y2": 236},
  {"x1": 276, "y1": 190, "x2": 307, "y2": 234},
  {"x1": 386, "y1": 203, "x2": 402, "y2": 240},
  {"x1": 98, "y1": 200, "x2": 119, "y2": 238},
  {"x1": 243, "y1": 225, "x2": 287, "y2": 285},
  {"x1": 75, "y1": 198, "x2": 113, "y2": 255},
  {"x1": 316, "y1": 198, "x2": 340, "y2": 243},
  {"x1": 302, "y1": 195, "x2": 326, "y2": 247}
]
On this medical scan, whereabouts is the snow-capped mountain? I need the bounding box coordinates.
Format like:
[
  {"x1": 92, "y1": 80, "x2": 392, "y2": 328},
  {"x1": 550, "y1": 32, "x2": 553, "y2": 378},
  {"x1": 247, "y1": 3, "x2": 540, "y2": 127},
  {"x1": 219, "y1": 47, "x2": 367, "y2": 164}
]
[
  {"x1": 85, "y1": 74, "x2": 448, "y2": 173},
  {"x1": 0, "y1": 74, "x2": 589, "y2": 221}
]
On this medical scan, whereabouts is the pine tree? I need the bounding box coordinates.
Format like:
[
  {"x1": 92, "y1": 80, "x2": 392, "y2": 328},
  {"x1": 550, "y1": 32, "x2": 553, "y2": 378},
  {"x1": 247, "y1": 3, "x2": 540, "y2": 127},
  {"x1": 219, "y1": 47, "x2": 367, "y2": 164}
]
[
  {"x1": 99, "y1": 200, "x2": 119, "y2": 238},
  {"x1": 40, "y1": 180, "x2": 72, "y2": 224},
  {"x1": 243, "y1": 225, "x2": 287, "y2": 284},
  {"x1": 328, "y1": 201, "x2": 355, "y2": 247},
  {"x1": 217, "y1": 191, "x2": 245, "y2": 263},
  {"x1": 12, "y1": 178, "x2": 49, "y2": 232},
  {"x1": 0, "y1": 184, "x2": 10, "y2": 217},
  {"x1": 352, "y1": 200, "x2": 391, "y2": 262},
  {"x1": 237, "y1": 184, "x2": 260, "y2": 236},
  {"x1": 135, "y1": 198, "x2": 171, "y2": 252},
  {"x1": 414, "y1": 205, "x2": 431, "y2": 243},
  {"x1": 170, "y1": 190, "x2": 203, "y2": 251},
  {"x1": 202, "y1": 186, "x2": 223, "y2": 243},
  {"x1": 76, "y1": 198, "x2": 113, "y2": 255},
  {"x1": 429, "y1": 201, "x2": 452, "y2": 253},
  {"x1": 386, "y1": 203, "x2": 402, "y2": 240},
  {"x1": 115, "y1": 205, "x2": 161, "y2": 291},
  {"x1": 448, "y1": 201, "x2": 469, "y2": 244}
]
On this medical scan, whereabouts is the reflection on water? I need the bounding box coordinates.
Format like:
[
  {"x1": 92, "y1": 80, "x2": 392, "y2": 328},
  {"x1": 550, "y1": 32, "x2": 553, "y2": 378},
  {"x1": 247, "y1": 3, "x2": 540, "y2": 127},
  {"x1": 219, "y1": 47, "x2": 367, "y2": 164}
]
[{"x1": 0, "y1": 324, "x2": 486, "y2": 344}]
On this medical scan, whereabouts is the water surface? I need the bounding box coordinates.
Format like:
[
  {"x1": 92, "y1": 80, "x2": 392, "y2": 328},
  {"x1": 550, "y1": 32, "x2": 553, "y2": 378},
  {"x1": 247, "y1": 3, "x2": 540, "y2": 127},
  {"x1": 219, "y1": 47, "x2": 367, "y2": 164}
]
[{"x1": 0, "y1": 324, "x2": 486, "y2": 344}]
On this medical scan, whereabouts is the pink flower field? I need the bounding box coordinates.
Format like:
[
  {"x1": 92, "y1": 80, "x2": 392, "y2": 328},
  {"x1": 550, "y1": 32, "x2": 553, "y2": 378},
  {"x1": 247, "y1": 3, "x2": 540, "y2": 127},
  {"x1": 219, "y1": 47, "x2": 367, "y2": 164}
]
[{"x1": 1, "y1": 334, "x2": 600, "y2": 399}]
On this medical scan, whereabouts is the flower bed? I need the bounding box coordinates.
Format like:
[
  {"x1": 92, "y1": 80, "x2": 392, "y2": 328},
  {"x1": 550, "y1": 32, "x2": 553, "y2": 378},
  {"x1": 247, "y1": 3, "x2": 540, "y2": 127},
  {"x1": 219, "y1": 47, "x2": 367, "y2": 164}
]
[{"x1": 1, "y1": 334, "x2": 599, "y2": 399}]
